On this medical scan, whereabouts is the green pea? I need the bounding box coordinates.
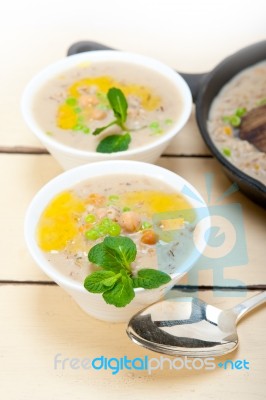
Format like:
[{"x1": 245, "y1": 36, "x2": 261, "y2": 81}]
[
  {"x1": 149, "y1": 121, "x2": 160, "y2": 129},
  {"x1": 85, "y1": 229, "x2": 100, "y2": 240},
  {"x1": 141, "y1": 221, "x2": 152, "y2": 230},
  {"x1": 108, "y1": 223, "x2": 121, "y2": 237},
  {"x1": 85, "y1": 214, "x2": 96, "y2": 223},
  {"x1": 122, "y1": 206, "x2": 131, "y2": 212},
  {"x1": 149, "y1": 121, "x2": 163, "y2": 134},
  {"x1": 222, "y1": 148, "x2": 231, "y2": 157},
  {"x1": 164, "y1": 118, "x2": 173, "y2": 125},
  {"x1": 65, "y1": 97, "x2": 77, "y2": 106},
  {"x1": 74, "y1": 107, "x2": 82, "y2": 114},
  {"x1": 98, "y1": 226, "x2": 109, "y2": 236},
  {"x1": 100, "y1": 217, "x2": 112, "y2": 227},
  {"x1": 230, "y1": 115, "x2": 241, "y2": 127},
  {"x1": 108, "y1": 195, "x2": 119, "y2": 202},
  {"x1": 73, "y1": 124, "x2": 84, "y2": 131},
  {"x1": 82, "y1": 127, "x2": 90, "y2": 134},
  {"x1": 235, "y1": 108, "x2": 247, "y2": 117}
]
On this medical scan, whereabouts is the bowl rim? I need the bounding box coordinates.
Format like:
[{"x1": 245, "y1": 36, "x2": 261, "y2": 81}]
[
  {"x1": 24, "y1": 160, "x2": 210, "y2": 294},
  {"x1": 21, "y1": 50, "x2": 192, "y2": 158}
]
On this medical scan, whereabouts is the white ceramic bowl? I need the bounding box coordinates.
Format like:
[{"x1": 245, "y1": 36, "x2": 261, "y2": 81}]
[
  {"x1": 21, "y1": 51, "x2": 192, "y2": 170},
  {"x1": 24, "y1": 160, "x2": 210, "y2": 322}
]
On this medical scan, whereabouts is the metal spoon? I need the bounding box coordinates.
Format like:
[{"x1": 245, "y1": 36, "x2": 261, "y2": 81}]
[{"x1": 126, "y1": 291, "x2": 266, "y2": 357}]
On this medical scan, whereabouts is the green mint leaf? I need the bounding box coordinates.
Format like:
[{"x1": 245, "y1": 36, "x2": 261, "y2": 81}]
[
  {"x1": 103, "y1": 236, "x2": 136, "y2": 271},
  {"x1": 96, "y1": 132, "x2": 131, "y2": 153},
  {"x1": 102, "y1": 271, "x2": 135, "y2": 307},
  {"x1": 84, "y1": 270, "x2": 120, "y2": 293},
  {"x1": 88, "y1": 236, "x2": 137, "y2": 273},
  {"x1": 92, "y1": 120, "x2": 117, "y2": 136},
  {"x1": 88, "y1": 242, "x2": 121, "y2": 273},
  {"x1": 132, "y1": 268, "x2": 171, "y2": 289},
  {"x1": 107, "y1": 87, "x2": 128, "y2": 124}
]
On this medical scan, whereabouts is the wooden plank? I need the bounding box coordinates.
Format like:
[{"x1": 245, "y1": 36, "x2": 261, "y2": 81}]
[
  {"x1": 0, "y1": 146, "x2": 48, "y2": 154},
  {"x1": 0, "y1": 286, "x2": 265, "y2": 400},
  {"x1": 164, "y1": 106, "x2": 210, "y2": 155},
  {"x1": 0, "y1": 154, "x2": 265, "y2": 286},
  {"x1": 0, "y1": 154, "x2": 62, "y2": 281}
]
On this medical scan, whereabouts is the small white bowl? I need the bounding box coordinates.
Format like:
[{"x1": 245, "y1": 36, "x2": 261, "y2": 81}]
[
  {"x1": 21, "y1": 51, "x2": 192, "y2": 170},
  {"x1": 24, "y1": 160, "x2": 209, "y2": 322}
]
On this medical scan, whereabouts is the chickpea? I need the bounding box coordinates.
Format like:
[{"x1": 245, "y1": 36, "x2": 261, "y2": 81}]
[
  {"x1": 141, "y1": 230, "x2": 158, "y2": 245},
  {"x1": 95, "y1": 206, "x2": 120, "y2": 221},
  {"x1": 118, "y1": 211, "x2": 141, "y2": 233},
  {"x1": 79, "y1": 94, "x2": 99, "y2": 107},
  {"x1": 91, "y1": 108, "x2": 107, "y2": 120}
]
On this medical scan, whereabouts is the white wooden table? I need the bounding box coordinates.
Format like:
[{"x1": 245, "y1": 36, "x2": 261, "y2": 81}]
[{"x1": 0, "y1": 1, "x2": 265, "y2": 399}]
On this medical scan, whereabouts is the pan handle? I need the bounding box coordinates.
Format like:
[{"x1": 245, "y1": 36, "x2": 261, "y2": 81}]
[
  {"x1": 67, "y1": 40, "x2": 114, "y2": 55},
  {"x1": 67, "y1": 41, "x2": 208, "y2": 102},
  {"x1": 178, "y1": 72, "x2": 208, "y2": 102}
]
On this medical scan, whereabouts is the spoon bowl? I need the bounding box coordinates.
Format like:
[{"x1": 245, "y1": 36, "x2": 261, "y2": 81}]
[{"x1": 127, "y1": 292, "x2": 265, "y2": 357}]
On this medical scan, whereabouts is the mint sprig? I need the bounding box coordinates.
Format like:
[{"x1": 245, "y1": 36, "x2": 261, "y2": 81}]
[
  {"x1": 84, "y1": 236, "x2": 171, "y2": 307},
  {"x1": 92, "y1": 88, "x2": 128, "y2": 136},
  {"x1": 93, "y1": 87, "x2": 132, "y2": 153}
]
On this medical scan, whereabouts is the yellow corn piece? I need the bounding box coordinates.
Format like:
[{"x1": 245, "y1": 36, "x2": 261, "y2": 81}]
[{"x1": 223, "y1": 126, "x2": 232, "y2": 136}]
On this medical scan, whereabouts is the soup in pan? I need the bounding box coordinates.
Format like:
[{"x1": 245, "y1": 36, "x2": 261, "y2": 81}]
[
  {"x1": 34, "y1": 62, "x2": 183, "y2": 153},
  {"x1": 37, "y1": 174, "x2": 196, "y2": 283},
  {"x1": 208, "y1": 60, "x2": 266, "y2": 186}
]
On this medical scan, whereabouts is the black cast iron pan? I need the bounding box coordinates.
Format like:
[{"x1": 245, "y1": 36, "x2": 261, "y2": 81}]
[{"x1": 67, "y1": 40, "x2": 266, "y2": 207}]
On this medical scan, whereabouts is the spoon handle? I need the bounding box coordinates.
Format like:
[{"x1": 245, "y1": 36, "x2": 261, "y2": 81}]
[{"x1": 232, "y1": 291, "x2": 266, "y2": 322}]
